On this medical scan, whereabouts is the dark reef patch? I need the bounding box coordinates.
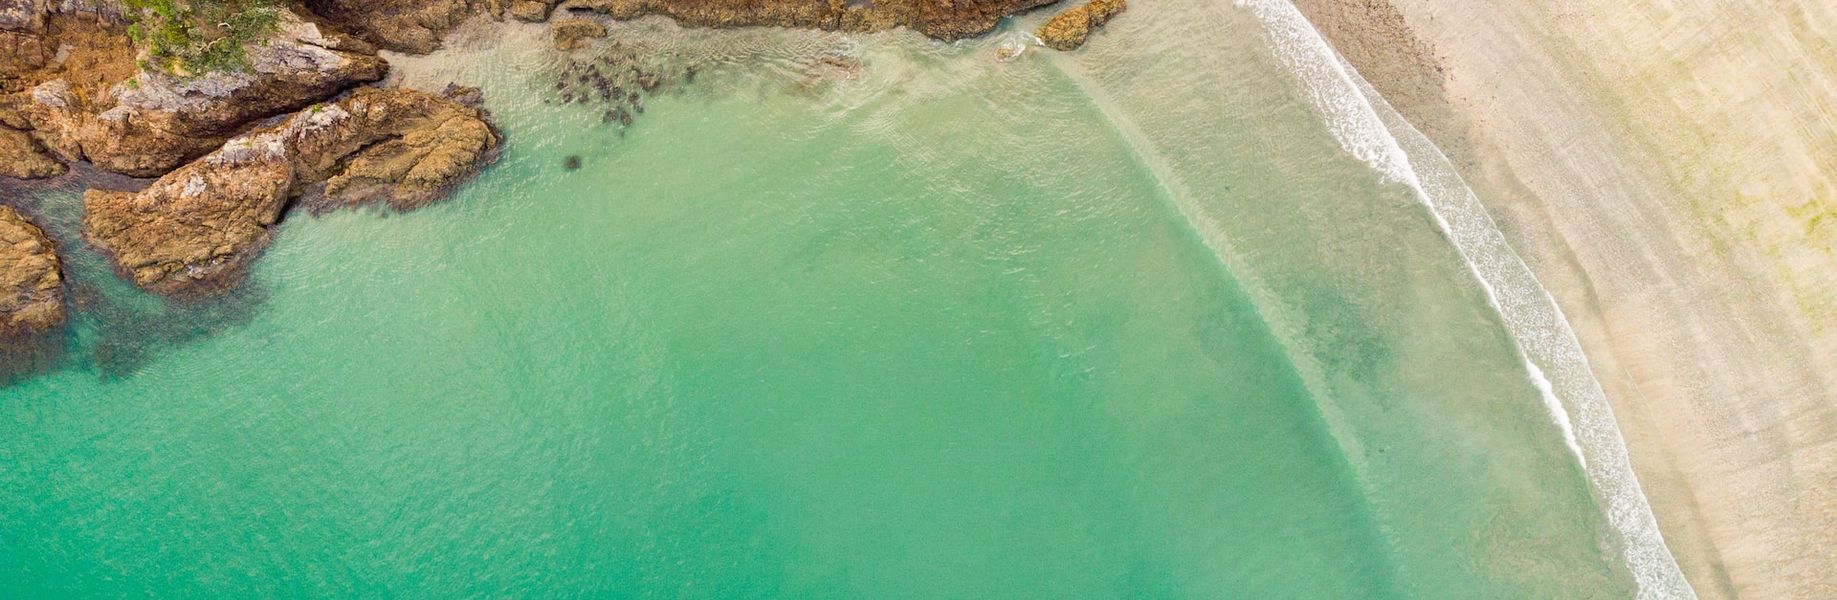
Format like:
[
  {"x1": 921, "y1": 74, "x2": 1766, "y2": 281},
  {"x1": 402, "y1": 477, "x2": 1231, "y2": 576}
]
[{"x1": 83, "y1": 280, "x2": 272, "y2": 380}]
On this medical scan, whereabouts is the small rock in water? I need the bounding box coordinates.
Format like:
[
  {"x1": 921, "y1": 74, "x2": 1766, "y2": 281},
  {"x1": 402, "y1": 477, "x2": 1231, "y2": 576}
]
[
  {"x1": 994, "y1": 40, "x2": 1026, "y2": 62},
  {"x1": 441, "y1": 83, "x2": 485, "y2": 106},
  {"x1": 564, "y1": 155, "x2": 582, "y2": 170},
  {"x1": 1036, "y1": 0, "x2": 1128, "y2": 51}
]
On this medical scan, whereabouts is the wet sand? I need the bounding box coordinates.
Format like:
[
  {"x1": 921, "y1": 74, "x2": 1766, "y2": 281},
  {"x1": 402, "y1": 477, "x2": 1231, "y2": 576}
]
[{"x1": 1292, "y1": 1, "x2": 1837, "y2": 597}]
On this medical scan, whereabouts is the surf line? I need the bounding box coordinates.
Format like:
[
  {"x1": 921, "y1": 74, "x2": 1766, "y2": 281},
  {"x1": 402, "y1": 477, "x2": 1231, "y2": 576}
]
[{"x1": 1233, "y1": 0, "x2": 1695, "y2": 597}]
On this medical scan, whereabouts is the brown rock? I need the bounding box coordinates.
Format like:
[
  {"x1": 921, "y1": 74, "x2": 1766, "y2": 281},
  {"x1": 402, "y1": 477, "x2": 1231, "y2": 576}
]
[
  {"x1": 0, "y1": 204, "x2": 64, "y2": 337},
  {"x1": 1036, "y1": 0, "x2": 1125, "y2": 51},
  {"x1": 303, "y1": 0, "x2": 476, "y2": 53},
  {"x1": 0, "y1": 30, "x2": 50, "y2": 92},
  {"x1": 510, "y1": 0, "x2": 556, "y2": 22},
  {"x1": 301, "y1": 86, "x2": 502, "y2": 211},
  {"x1": 83, "y1": 86, "x2": 500, "y2": 296},
  {"x1": 0, "y1": 0, "x2": 47, "y2": 35},
  {"x1": 13, "y1": 13, "x2": 387, "y2": 178},
  {"x1": 0, "y1": 11, "x2": 115, "y2": 179},
  {"x1": 0, "y1": 124, "x2": 64, "y2": 178},
  {"x1": 552, "y1": 16, "x2": 607, "y2": 50},
  {"x1": 82, "y1": 159, "x2": 293, "y2": 296}
]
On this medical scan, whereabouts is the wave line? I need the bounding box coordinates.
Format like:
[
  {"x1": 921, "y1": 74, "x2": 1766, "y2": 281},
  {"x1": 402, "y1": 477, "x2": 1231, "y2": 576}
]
[{"x1": 1233, "y1": 1, "x2": 1694, "y2": 597}]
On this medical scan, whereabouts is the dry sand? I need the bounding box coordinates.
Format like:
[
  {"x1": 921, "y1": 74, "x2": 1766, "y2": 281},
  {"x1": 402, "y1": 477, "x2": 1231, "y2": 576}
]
[{"x1": 1291, "y1": 1, "x2": 1837, "y2": 597}]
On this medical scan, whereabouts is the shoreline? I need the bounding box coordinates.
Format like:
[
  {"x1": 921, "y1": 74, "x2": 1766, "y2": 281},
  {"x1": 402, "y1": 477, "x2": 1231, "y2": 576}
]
[
  {"x1": 1292, "y1": 0, "x2": 1837, "y2": 597},
  {"x1": 6, "y1": 0, "x2": 1829, "y2": 592},
  {"x1": 1, "y1": 0, "x2": 1098, "y2": 308}
]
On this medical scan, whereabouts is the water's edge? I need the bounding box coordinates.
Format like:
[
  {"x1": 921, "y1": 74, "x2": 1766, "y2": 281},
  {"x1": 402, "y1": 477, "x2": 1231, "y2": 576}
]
[{"x1": 1236, "y1": 0, "x2": 1693, "y2": 597}]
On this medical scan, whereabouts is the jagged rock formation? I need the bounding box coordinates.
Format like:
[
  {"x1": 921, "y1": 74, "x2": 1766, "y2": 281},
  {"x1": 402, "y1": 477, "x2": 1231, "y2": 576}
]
[
  {"x1": 0, "y1": 8, "x2": 129, "y2": 179},
  {"x1": 535, "y1": 0, "x2": 1059, "y2": 41},
  {"x1": 0, "y1": 0, "x2": 56, "y2": 177},
  {"x1": 83, "y1": 86, "x2": 500, "y2": 296},
  {"x1": 301, "y1": 86, "x2": 500, "y2": 211},
  {"x1": 551, "y1": 16, "x2": 606, "y2": 50},
  {"x1": 0, "y1": 0, "x2": 51, "y2": 94},
  {"x1": 1036, "y1": 0, "x2": 1124, "y2": 51},
  {"x1": 509, "y1": 0, "x2": 553, "y2": 22},
  {"x1": 303, "y1": 0, "x2": 485, "y2": 53},
  {"x1": 0, "y1": 125, "x2": 63, "y2": 178},
  {"x1": 0, "y1": 204, "x2": 63, "y2": 337},
  {"x1": 9, "y1": 13, "x2": 387, "y2": 177}
]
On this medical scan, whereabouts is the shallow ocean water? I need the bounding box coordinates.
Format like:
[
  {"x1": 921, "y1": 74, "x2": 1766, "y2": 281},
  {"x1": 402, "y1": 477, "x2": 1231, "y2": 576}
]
[{"x1": 2, "y1": 1, "x2": 1643, "y2": 596}]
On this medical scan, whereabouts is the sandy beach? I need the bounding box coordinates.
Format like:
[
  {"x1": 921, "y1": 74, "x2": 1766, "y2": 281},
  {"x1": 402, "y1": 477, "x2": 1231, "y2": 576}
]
[{"x1": 1292, "y1": 1, "x2": 1837, "y2": 597}]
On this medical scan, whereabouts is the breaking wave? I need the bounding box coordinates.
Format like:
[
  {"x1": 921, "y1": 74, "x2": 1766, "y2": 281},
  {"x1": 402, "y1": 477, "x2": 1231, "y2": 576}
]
[{"x1": 1233, "y1": 0, "x2": 1694, "y2": 597}]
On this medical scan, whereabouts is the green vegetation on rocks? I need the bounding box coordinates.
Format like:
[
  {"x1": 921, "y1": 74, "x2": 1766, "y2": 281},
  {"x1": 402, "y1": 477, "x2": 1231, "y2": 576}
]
[{"x1": 122, "y1": 0, "x2": 283, "y2": 75}]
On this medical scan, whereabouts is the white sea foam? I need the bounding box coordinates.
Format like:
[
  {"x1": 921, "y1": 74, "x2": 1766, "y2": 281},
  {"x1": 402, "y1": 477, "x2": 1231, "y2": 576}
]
[{"x1": 1233, "y1": 0, "x2": 1694, "y2": 597}]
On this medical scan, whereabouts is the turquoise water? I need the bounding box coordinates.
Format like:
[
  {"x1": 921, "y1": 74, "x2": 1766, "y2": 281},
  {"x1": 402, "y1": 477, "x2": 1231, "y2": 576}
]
[{"x1": 3, "y1": 2, "x2": 1642, "y2": 597}]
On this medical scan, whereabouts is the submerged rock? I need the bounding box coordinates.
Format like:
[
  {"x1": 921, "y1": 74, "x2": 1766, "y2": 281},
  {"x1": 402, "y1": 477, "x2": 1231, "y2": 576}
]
[
  {"x1": 0, "y1": 205, "x2": 64, "y2": 337},
  {"x1": 552, "y1": 17, "x2": 608, "y2": 50},
  {"x1": 1036, "y1": 0, "x2": 1126, "y2": 51},
  {"x1": 441, "y1": 82, "x2": 486, "y2": 106},
  {"x1": 83, "y1": 86, "x2": 501, "y2": 296}
]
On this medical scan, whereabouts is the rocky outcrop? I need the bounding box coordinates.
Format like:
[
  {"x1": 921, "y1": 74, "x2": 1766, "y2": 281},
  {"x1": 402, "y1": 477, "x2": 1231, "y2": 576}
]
[
  {"x1": 546, "y1": 0, "x2": 1060, "y2": 41},
  {"x1": 12, "y1": 13, "x2": 387, "y2": 177},
  {"x1": 303, "y1": 0, "x2": 480, "y2": 53},
  {"x1": 1036, "y1": 0, "x2": 1124, "y2": 51},
  {"x1": 299, "y1": 86, "x2": 501, "y2": 212},
  {"x1": 0, "y1": 0, "x2": 51, "y2": 94},
  {"x1": 6, "y1": 0, "x2": 1057, "y2": 306},
  {"x1": 0, "y1": 0, "x2": 46, "y2": 33},
  {"x1": 0, "y1": 11, "x2": 134, "y2": 178},
  {"x1": 509, "y1": 0, "x2": 553, "y2": 22},
  {"x1": 0, "y1": 204, "x2": 64, "y2": 337},
  {"x1": 82, "y1": 155, "x2": 293, "y2": 297},
  {"x1": 0, "y1": 125, "x2": 64, "y2": 178},
  {"x1": 551, "y1": 16, "x2": 606, "y2": 50},
  {"x1": 83, "y1": 86, "x2": 499, "y2": 296}
]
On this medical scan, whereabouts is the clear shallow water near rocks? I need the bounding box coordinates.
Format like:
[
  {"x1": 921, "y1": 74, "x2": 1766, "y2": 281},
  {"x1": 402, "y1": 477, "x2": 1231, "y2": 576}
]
[{"x1": 3, "y1": 3, "x2": 1646, "y2": 597}]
